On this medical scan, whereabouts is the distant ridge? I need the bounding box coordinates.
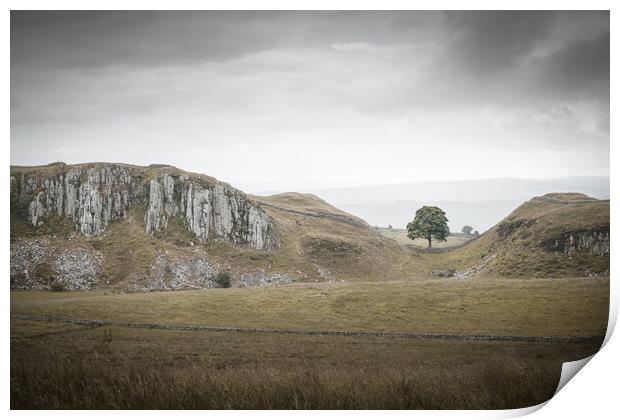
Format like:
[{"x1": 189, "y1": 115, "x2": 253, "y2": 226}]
[{"x1": 307, "y1": 176, "x2": 609, "y2": 231}]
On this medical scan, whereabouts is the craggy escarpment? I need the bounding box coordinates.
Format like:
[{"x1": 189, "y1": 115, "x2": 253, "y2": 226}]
[
  {"x1": 10, "y1": 163, "x2": 278, "y2": 250},
  {"x1": 11, "y1": 164, "x2": 143, "y2": 236},
  {"x1": 145, "y1": 174, "x2": 277, "y2": 250},
  {"x1": 543, "y1": 229, "x2": 610, "y2": 256}
]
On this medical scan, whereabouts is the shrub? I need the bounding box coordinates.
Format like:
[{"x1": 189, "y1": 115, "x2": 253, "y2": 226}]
[
  {"x1": 215, "y1": 271, "x2": 232, "y2": 288},
  {"x1": 49, "y1": 281, "x2": 66, "y2": 292},
  {"x1": 33, "y1": 262, "x2": 56, "y2": 282}
]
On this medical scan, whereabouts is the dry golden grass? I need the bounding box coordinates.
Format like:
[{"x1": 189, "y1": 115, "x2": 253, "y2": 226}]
[
  {"x1": 10, "y1": 263, "x2": 609, "y2": 409},
  {"x1": 11, "y1": 319, "x2": 602, "y2": 409},
  {"x1": 11, "y1": 277, "x2": 609, "y2": 337},
  {"x1": 377, "y1": 227, "x2": 476, "y2": 248}
]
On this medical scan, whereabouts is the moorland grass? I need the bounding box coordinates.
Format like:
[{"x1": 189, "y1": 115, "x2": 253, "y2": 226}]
[
  {"x1": 11, "y1": 278, "x2": 609, "y2": 337},
  {"x1": 10, "y1": 320, "x2": 601, "y2": 409}
]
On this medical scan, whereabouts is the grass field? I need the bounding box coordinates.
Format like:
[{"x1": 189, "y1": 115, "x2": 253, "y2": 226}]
[
  {"x1": 11, "y1": 277, "x2": 609, "y2": 409},
  {"x1": 377, "y1": 228, "x2": 477, "y2": 248},
  {"x1": 11, "y1": 278, "x2": 609, "y2": 336}
]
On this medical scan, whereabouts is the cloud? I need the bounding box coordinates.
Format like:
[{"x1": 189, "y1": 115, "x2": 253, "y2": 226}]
[
  {"x1": 529, "y1": 30, "x2": 610, "y2": 96},
  {"x1": 10, "y1": 11, "x2": 609, "y2": 188},
  {"x1": 439, "y1": 11, "x2": 558, "y2": 75}
]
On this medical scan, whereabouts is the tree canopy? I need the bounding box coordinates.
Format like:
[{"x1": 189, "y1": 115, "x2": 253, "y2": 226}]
[
  {"x1": 406, "y1": 206, "x2": 450, "y2": 248},
  {"x1": 461, "y1": 225, "x2": 473, "y2": 235}
]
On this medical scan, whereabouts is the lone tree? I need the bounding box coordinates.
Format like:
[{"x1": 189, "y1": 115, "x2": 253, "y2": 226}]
[
  {"x1": 407, "y1": 206, "x2": 450, "y2": 248},
  {"x1": 461, "y1": 225, "x2": 474, "y2": 235}
]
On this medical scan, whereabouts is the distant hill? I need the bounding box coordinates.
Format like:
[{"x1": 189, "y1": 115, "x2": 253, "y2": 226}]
[{"x1": 307, "y1": 177, "x2": 610, "y2": 232}]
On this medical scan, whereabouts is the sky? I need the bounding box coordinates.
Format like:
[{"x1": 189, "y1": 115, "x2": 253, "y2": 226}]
[{"x1": 11, "y1": 11, "x2": 610, "y2": 192}]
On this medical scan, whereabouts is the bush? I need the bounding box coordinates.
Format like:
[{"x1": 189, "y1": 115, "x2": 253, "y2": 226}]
[
  {"x1": 33, "y1": 262, "x2": 56, "y2": 282},
  {"x1": 215, "y1": 272, "x2": 232, "y2": 288},
  {"x1": 49, "y1": 281, "x2": 66, "y2": 292}
]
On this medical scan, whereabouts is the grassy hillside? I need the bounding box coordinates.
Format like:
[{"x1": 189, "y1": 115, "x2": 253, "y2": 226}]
[
  {"x1": 438, "y1": 194, "x2": 609, "y2": 278},
  {"x1": 254, "y1": 193, "x2": 430, "y2": 282}
]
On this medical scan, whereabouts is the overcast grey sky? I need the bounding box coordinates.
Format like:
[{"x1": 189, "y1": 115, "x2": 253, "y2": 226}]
[{"x1": 11, "y1": 11, "x2": 609, "y2": 191}]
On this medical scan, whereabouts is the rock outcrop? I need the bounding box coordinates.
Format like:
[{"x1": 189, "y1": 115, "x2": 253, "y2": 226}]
[
  {"x1": 11, "y1": 164, "x2": 142, "y2": 236},
  {"x1": 10, "y1": 163, "x2": 278, "y2": 250},
  {"x1": 543, "y1": 229, "x2": 610, "y2": 256},
  {"x1": 136, "y1": 251, "x2": 220, "y2": 291},
  {"x1": 126, "y1": 251, "x2": 294, "y2": 291},
  {"x1": 144, "y1": 174, "x2": 277, "y2": 250},
  {"x1": 10, "y1": 239, "x2": 103, "y2": 290}
]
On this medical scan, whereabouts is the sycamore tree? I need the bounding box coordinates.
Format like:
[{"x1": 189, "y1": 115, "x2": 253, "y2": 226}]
[{"x1": 406, "y1": 206, "x2": 450, "y2": 248}]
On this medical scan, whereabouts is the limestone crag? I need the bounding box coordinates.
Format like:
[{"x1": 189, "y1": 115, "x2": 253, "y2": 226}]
[
  {"x1": 11, "y1": 164, "x2": 278, "y2": 250},
  {"x1": 544, "y1": 229, "x2": 610, "y2": 256},
  {"x1": 11, "y1": 165, "x2": 142, "y2": 236},
  {"x1": 144, "y1": 174, "x2": 278, "y2": 249}
]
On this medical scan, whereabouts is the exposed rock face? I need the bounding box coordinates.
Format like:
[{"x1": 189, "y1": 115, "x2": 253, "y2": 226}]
[
  {"x1": 10, "y1": 239, "x2": 103, "y2": 290},
  {"x1": 496, "y1": 219, "x2": 535, "y2": 239},
  {"x1": 11, "y1": 165, "x2": 142, "y2": 236},
  {"x1": 136, "y1": 251, "x2": 220, "y2": 291},
  {"x1": 144, "y1": 174, "x2": 278, "y2": 250},
  {"x1": 237, "y1": 270, "x2": 294, "y2": 288},
  {"x1": 127, "y1": 251, "x2": 294, "y2": 291},
  {"x1": 10, "y1": 164, "x2": 278, "y2": 250},
  {"x1": 10, "y1": 239, "x2": 49, "y2": 289},
  {"x1": 543, "y1": 229, "x2": 610, "y2": 256}
]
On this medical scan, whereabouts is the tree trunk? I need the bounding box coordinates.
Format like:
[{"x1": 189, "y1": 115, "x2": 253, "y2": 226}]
[{"x1": 427, "y1": 236, "x2": 432, "y2": 248}]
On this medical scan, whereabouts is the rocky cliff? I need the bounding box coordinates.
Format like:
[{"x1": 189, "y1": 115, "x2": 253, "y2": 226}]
[
  {"x1": 10, "y1": 163, "x2": 278, "y2": 250},
  {"x1": 144, "y1": 174, "x2": 276, "y2": 249},
  {"x1": 543, "y1": 229, "x2": 610, "y2": 256}
]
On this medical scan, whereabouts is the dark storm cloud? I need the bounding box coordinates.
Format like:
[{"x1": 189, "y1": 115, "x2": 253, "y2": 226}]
[
  {"x1": 11, "y1": 11, "x2": 285, "y2": 68},
  {"x1": 421, "y1": 11, "x2": 608, "y2": 105},
  {"x1": 532, "y1": 30, "x2": 610, "y2": 95},
  {"x1": 440, "y1": 11, "x2": 557, "y2": 75},
  {"x1": 10, "y1": 11, "x2": 609, "y2": 188},
  {"x1": 10, "y1": 11, "x2": 437, "y2": 70}
]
